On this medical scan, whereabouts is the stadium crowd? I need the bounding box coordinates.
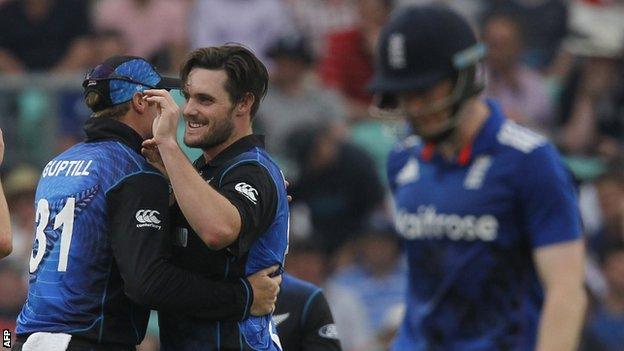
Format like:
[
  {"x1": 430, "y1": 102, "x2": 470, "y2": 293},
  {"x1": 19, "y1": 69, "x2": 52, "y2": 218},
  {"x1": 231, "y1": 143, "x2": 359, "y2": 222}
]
[{"x1": 0, "y1": 0, "x2": 623, "y2": 350}]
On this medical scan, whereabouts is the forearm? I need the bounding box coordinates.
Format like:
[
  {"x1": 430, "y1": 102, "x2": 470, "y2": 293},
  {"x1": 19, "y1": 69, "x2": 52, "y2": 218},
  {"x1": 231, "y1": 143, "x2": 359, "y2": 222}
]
[
  {"x1": 0, "y1": 179, "x2": 12, "y2": 258},
  {"x1": 158, "y1": 140, "x2": 240, "y2": 249},
  {"x1": 129, "y1": 257, "x2": 252, "y2": 321},
  {"x1": 535, "y1": 287, "x2": 586, "y2": 351}
]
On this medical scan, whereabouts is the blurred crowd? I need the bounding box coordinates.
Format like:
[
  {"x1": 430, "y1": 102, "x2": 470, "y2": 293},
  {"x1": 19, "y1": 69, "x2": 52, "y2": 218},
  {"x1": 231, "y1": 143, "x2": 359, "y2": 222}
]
[{"x1": 0, "y1": 0, "x2": 623, "y2": 350}]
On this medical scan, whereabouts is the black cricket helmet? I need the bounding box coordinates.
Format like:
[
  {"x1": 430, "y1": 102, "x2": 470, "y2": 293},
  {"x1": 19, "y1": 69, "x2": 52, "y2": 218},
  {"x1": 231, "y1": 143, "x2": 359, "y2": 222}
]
[{"x1": 368, "y1": 5, "x2": 486, "y2": 121}]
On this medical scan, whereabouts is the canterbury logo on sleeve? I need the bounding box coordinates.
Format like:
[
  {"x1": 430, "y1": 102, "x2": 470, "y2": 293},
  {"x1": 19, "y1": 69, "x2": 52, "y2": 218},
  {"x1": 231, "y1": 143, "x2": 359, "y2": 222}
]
[
  {"x1": 135, "y1": 209, "x2": 162, "y2": 230},
  {"x1": 235, "y1": 182, "x2": 259, "y2": 204}
]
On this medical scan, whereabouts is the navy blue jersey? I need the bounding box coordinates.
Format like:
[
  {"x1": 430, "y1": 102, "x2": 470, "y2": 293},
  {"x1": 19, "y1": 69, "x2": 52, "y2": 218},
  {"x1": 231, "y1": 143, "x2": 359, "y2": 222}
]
[
  {"x1": 159, "y1": 135, "x2": 289, "y2": 351},
  {"x1": 274, "y1": 273, "x2": 341, "y2": 351},
  {"x1": 16, "y1": 139, "x2": 160, "y2": 345},
  {"x1": 387, "y1": 100, "x2": 582, "y2": 351}
]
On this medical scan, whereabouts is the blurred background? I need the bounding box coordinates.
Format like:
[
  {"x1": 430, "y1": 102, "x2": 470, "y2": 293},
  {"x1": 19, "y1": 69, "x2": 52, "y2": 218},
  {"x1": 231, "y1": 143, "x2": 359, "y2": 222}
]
[{"x1": 0, "y1": 0, "x2": 623, "y2": 350}]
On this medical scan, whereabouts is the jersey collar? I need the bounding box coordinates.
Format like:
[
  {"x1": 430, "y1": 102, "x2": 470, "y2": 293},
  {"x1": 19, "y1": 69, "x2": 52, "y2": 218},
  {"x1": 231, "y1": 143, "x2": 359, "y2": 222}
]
[
  {"x1": 419, "y1": 99, "x2": 504, "y2": 165},
  {"x1": 194, "y1": 134, "x2": 266, "y2": 169},
  {"x1": 84, "y1": 117, "x2": 144, "y2": 154}
]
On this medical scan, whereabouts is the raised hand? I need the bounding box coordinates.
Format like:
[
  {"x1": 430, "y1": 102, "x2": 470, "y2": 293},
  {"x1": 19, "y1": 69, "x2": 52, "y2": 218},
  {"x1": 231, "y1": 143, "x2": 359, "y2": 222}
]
[{"x1": 143, "y1": 89, "x2": 180, "y2": 147}]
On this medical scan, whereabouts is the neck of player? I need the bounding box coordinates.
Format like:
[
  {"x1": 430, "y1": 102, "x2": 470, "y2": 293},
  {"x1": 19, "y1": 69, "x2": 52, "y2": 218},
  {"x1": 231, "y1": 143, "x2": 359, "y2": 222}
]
[
  {"x1": 202, "y1": 125, "x2": 253, "y2": 163},
  {"x1": 437, "y1": 99, "x2": 489, "y2": 161}
]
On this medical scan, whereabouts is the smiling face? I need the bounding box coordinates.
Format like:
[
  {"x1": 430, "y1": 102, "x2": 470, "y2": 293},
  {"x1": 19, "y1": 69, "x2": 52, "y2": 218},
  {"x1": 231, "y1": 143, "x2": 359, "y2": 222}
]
[{"x1": 181, "y1": 68, "x2": 236, "y2": 150}]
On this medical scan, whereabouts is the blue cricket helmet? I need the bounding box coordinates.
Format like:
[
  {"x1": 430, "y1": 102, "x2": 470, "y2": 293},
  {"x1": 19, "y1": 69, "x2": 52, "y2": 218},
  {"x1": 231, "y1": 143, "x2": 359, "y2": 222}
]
[{"x1": 369, "y1": 4, "x2": 486, "y2": 111}]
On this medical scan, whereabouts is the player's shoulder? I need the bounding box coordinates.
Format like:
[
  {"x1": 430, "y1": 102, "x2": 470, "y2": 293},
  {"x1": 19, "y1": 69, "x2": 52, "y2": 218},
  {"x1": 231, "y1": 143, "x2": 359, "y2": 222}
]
[
  {"x1": 220, "y1": 146, "x2": 283, "y2": 186},
  {"x1": 283, "y1": 273, "x2": 321, "y2": 294},
  {"x1": 89, "y1": 141, "x2": 164, "y2": 190},
  {"x1": 494, "y1": 119, "x2": 548, "y2": 155},
  {"x1": 492, "y1": 119, "x2": 566, "y2": 181}
]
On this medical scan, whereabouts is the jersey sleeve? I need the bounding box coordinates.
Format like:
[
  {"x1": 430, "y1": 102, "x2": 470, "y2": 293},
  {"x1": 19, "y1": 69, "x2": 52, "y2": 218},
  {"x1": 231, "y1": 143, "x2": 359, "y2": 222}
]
[
  {"x1": 517, "y1": 143, "x2": 582, "y2": 248},
  {"x1": 107, "y1": 172, "x2": 253, "y2": 321},
  {"x1": 301, "y1": 290, "x2": 342, "y2": 351},
  {"x1": 218, "y1": 163, "x2": 278, "y2": 257}
]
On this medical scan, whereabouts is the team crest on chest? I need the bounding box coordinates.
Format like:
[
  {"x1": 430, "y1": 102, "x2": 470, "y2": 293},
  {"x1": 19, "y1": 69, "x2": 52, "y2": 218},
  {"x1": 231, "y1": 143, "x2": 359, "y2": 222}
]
[{"x1": 464, "y1": 156, "x2": 491, "y2": 190}]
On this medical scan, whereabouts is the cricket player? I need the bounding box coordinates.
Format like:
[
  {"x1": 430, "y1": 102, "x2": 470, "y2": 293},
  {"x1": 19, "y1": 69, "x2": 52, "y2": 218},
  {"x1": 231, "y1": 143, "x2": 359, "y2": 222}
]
[
  {"x1": 13, "y1": 56, "x2": 280, "y2": 351},
  {"x1": 369, "y1": 5, "x2": 587, "y2": 351},
  {"x1": 143, "y1": 45, "x2": 289, "y2": 350}
]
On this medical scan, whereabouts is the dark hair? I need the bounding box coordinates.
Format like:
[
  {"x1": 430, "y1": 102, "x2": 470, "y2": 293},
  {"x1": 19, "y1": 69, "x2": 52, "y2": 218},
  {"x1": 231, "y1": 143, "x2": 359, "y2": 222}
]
[
  {"x1": 180, "y1": 45, "x2": 269, "y2": 117},
  {"x1": 84, "y1": 91, "x2": 130, "y2": 119}
]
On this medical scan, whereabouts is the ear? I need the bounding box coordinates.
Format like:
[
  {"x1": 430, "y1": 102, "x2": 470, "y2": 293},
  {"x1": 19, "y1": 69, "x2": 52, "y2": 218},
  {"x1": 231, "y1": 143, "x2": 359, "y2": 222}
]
[
  {"x1": 131, "y1": 92, "x2": 147, "y2": 114},
  {"x1": 235, "y1": 92, "x2": 255, "y2": 117}
]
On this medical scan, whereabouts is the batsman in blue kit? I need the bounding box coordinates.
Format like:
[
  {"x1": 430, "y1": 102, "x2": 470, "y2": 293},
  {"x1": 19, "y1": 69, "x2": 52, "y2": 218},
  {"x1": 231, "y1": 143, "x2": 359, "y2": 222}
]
[
  {"x1": 369, "y1": 5, "x2": 587, "y2": 351},
  {"x1": 142, "y1": 45, "x2": 289, "y2": 350}
]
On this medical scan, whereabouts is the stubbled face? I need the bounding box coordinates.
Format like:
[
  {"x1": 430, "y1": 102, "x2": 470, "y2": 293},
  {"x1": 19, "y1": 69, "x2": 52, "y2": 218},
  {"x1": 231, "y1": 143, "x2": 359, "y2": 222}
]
[
  {"x1": 401, "y1": 79, "x2": 455, "y2": 140},
  {"x1": 181, "y1": 68, "x2": 236, "y2": 149}
]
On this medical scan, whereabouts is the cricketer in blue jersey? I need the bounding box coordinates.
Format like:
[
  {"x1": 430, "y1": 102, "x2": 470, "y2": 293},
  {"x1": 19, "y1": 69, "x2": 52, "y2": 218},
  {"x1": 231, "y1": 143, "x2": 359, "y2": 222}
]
[
  {"x1": 142, "y1": 45, "x2": 288, "y2": 350},
  {"x1": 14, "y1": 56, "x2": 280, "y2": 351},
  {"x1": 369, "y1": 5, "x2": 587, "y2": 351}
]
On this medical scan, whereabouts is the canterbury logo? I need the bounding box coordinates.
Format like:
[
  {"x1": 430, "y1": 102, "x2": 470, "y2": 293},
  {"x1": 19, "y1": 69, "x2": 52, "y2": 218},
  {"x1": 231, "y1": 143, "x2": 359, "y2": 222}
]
[
  {"x1": 235, "y1": 182, "x2": 259, "y2": 204},
  {"x1": 135, "y1": 210, "x2": 163, "y2": 230},
  {"x1": 136, "y1": 210, "x2": 161, "y2": 224}
]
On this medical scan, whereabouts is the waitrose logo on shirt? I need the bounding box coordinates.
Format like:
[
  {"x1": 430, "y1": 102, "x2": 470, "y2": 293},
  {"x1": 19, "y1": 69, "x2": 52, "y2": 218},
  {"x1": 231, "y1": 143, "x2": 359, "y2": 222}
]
[{"x1": 394, "y1": 206, "x2": 499, "y2": 242}]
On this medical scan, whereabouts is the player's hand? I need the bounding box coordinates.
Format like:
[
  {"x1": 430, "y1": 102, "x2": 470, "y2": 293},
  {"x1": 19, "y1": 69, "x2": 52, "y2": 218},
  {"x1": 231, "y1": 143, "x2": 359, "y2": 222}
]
[
  {"x1": 248, "y1": 265, "x2": 281, "y2": 316},
  {"x1": 141, "y1": 142, "x2": 168, "y2": 178},
  {"x1": 143, "y1": 89, "x2": 180, "y2": 147}
]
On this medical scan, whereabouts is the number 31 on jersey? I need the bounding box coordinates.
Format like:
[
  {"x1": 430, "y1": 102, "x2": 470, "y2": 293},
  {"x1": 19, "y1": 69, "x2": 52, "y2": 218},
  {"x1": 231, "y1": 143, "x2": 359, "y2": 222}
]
[{"x1": 29, "y1": 198, "x2": 76, "y2": 273}]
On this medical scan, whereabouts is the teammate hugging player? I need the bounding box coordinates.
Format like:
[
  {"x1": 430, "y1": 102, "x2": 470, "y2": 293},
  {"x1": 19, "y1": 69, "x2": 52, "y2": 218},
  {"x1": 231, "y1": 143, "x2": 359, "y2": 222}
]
[
  {"x1": 142, "y1": 45, "x2": 289, "y2": 351},
  {"x1": 13, "y1": 56, "x2": 280, "y2": 351},
  {"x1": 369, "y1": 5, "x2": 587, "y2": 351}
]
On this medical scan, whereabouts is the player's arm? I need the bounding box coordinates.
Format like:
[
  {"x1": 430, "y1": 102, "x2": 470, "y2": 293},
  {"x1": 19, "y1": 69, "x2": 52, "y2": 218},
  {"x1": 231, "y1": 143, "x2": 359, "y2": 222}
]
[
  {"x1": 534, "y1": 241, "x2": 586, "y2": 351},
  {"x1": 142, "y1": 89, "x2": 242, "y2": 249},
  {"x1": 157, "y1": 140, "x2": 242, "y2": 249},
  {"x1": 108, "y1": 173, "x2": 279, "y2": 320},
  {"x1": 518, "y1": 143, "x2": 586, "y2": 351},
  {"x1": 0, "y1": 128, "x2": 12, "y2": 258},
  {"x1": 301, "y1": 290, "x2": 342, "y2": 351}
]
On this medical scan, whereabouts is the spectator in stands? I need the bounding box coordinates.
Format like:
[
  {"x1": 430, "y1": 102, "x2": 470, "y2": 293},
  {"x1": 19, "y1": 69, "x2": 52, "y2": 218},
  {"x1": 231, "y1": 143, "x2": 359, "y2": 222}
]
[
  {"x1": 188, "y1": 0, "x2": 294, "y2": 65},
  {"x1": 94, "y1": 0, "x2": 190, "y2": 72},
  {"x1": 581, "y1": 243, "x2": 624, "y2": 351},
  {"x1": 482, "y1": 12, "x2": 553, "y2": 134},
  {"x1": 555, "y1": 0, "x2": 624, "y2": 156},
  {"x1": 258, "y1": 33, "x2": 346, "y2": 174},
  {"x1": 328, "y1": 215, "x2": 407, "y2": 333},
  {"x1": 283, "y1": 0, "x2": 358, "y2": 55},
  {"x1": 0, "y1": 0, "x2": 92, "y2": 72},
  {"x1": 589, "y1": 168, "x2": 624, "y2": 258},
  {"x1": 482, "y1": 0, "x2": 569, "y2": 71},
  {"x1": 287, "y1": 124, "x2": 385, "y2": 255},
  {"x1": 319, "y1": 0, "x2": 394, "y2": 121}
]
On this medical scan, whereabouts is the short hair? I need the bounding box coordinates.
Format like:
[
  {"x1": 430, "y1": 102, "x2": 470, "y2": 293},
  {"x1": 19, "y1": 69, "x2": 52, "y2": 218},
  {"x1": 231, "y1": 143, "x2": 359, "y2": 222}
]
[
  {"x1": 84, "y1": 91, "x2": 130, "y2": 119},
  {"x1": 180, "y1": 45, "x2": 269, "y2": 117}
]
